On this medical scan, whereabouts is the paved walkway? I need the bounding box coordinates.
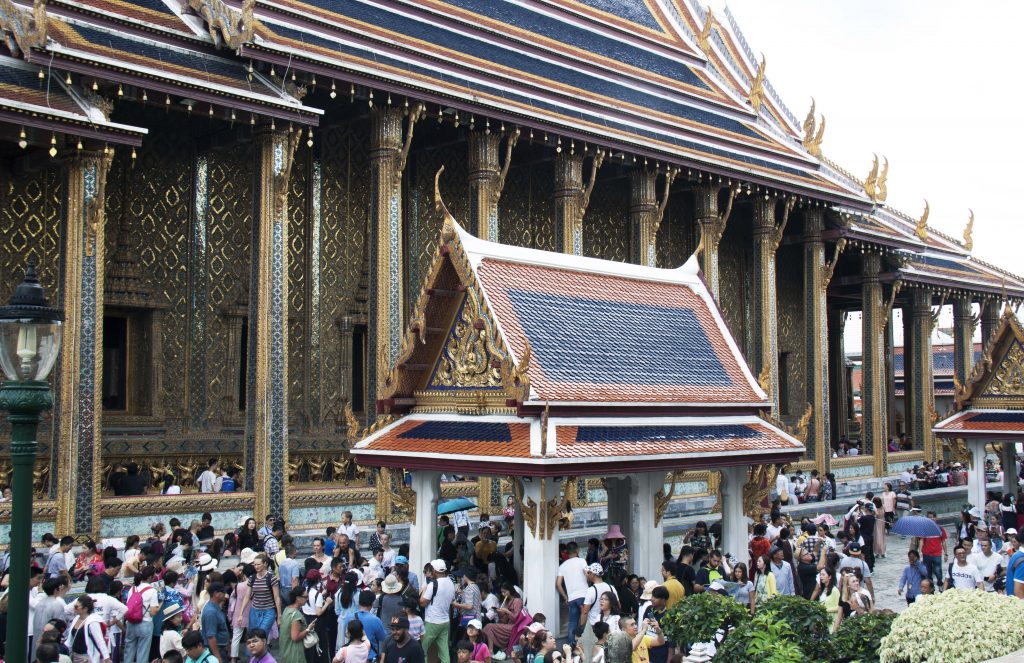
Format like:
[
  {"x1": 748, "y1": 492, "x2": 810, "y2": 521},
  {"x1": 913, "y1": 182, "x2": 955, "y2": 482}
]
[{"x1": 870, "y1": 525, "x2": 954, "y2": 613}]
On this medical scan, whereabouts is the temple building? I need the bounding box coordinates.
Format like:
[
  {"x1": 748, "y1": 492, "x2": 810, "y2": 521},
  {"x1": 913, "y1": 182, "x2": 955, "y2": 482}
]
[{"x1": 0, "y1": 0, "x2": 1021, "y2": 536}]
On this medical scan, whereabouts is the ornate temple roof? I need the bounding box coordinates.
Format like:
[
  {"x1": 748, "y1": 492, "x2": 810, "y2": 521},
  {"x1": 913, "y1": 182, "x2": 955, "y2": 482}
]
[
  {"x1": 934, "y1": 308, "x2": 1024, "y2": 439},
  {"x1": 355, "y1": 214, "x2": 803, "y2": 474},
  {"x1": 0, "y1": 53, "x2": 146, "y2": 144}
]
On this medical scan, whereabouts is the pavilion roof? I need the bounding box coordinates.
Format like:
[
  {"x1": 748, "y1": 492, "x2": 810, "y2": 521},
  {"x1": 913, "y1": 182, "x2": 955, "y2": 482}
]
[
  {"x1": 378, "y1": 216, "x2": 769, "y2": 412},
  {"x1": 934, "y1": 307, "x2": 1024, "y2": 439}
]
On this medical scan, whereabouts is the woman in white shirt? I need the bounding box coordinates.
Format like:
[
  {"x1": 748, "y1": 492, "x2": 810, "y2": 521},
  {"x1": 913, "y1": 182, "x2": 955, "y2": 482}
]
[
  {"x1": 596, "y1": 592, "x2": 620, "y2": 634},
  {"x1": 333, "y1": 620, "x2": 369, "y2": 663}
]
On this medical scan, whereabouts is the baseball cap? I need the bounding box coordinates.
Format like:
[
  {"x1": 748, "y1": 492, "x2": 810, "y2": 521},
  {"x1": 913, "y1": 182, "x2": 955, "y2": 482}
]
[
  {"x1": 848, "y1": 542, "x2": 861, "y2": 553},
  {"x1": 390, "y1": 616, "x2": 410, "y2": 630},
  {"x1": 1007, "y1": 528, "x2": 1018, "y2": 535},
  {"x1": 430, "y1": 559, "x2": 447, "y2": 572},
  {"x1": 527, "y1": 622, "x2": 545, "y2": 634},
  {"x1": 587, "y1": 562, "x2": 603, "y2": 574},
  {"x1": 467, "y1": 619, "x2": 482, "y2": 630},
  {"x1": 394, "y1": 555, "x2": 409, "y2": 566}
]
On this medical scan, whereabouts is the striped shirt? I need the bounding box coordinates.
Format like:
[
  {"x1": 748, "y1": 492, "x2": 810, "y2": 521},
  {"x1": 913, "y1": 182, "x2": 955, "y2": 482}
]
[{"x1": 249, "y1": 572, "x2": 277, "y2": 610}]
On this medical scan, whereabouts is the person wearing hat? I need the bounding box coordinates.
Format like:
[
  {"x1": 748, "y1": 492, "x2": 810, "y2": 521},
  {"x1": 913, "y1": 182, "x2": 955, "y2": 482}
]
[
  {"x1": 158, "y1": 601, "x2": 187, "y2": 658},
  {"x1": 419, "y1": 560, "x2": 455, "y2": 663},
  {"x1": 555, "y1": 542, "x2": 588, "y2": 648},
  {"x1": 382, "y1": 617, "x2": 423, "y2": 663},
  {"x1": 200, "y1": 583, "x2": 230, "y2": 663},
  {"x1": 463, "y1": 619, "x2": 490, "y2": 663},
  {"x1": 375, "y1": 575, "x2": 406, "y2": 630},
  {"x1": 598, "y1": 525, "x2": 628, "y2": 575},
  {"x1": 392, "y1": 556, "x2": 419, "y2": 593},
  {"x1": 577, "y1": 563, "x2": 616, "y2": 663}
]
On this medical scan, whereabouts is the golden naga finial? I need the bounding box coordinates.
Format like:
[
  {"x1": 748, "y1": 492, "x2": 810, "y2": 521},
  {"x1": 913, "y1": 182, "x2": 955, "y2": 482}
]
[
  {"x1": 863, "y1": 154, "x2": 879, "y2": 201},
  {"x1": 794, "y1": 403, "x2": 813, "y2": 444},
  {"x1": 916, "y1": 199, "x2": 930, "y2": 241},
  {"x1": 757, "y1": 362, "x2": 771, "y2": 394},
  {"x1": 876, "y1": 156, "x2": 888, "y2": 202},
  {"x1": 697, "y1": 9, "x2": 714, "y2": 54},
  {"x1": 747, "y1": 54, "x2": 766, "y2": 112},
  {"x1": 434, "y1": 166, "x2": 457, "y2": 230},
  {"x1": 801, "y1": 99, "x2": 825, "y2": 157},
  {"x1": 963, "y1": 209, "x2": 974, "y2": 252}
]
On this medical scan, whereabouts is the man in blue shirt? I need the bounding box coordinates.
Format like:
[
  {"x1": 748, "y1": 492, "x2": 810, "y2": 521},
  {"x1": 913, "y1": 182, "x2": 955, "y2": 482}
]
[
  {"x1": 278, "y1": 544, "x2": 301, "y2": 594},
  {"x1": 200, "y1": 583, "x2": 230, "y2": 663},
  {"x1": 354, "y1": 590, "x2": 387, "y2": 660},
  {"x1": 1006, "y1": 547, "x2": 1024, "y2": 598}
]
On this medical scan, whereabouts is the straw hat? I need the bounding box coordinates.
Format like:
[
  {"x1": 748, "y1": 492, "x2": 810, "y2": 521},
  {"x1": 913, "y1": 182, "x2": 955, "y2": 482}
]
[
  {"x1": 195, "y1": 553, "x2": 217, "y2": 572},
  {"x1": 639, "y1": 580, "x2": 659, "y2": 601},
  {"x1": 381, "y1": 574, "x2": 402, "y2": 595},
  {"x1": 239, "y1": 548, "x2": 257, "y2": 565},
  {"x1": 603, "y1": 524, "x2": 626, "y2": 541}
]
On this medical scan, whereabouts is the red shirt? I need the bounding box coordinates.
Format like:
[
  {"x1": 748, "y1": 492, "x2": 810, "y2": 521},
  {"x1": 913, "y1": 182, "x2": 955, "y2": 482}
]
[
  {"x1": 749, "y1": 537, "x2": 771, "y2": 562},
  {"x1": 921, "y1": 528, "x2": 947, "y2": 557}
]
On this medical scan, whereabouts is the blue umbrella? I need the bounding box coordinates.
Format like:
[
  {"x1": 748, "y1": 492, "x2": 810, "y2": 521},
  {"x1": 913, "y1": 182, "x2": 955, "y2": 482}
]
[
  {"x1": 437, "y1": 497, "x2": 477, "y2": 515},
  {"x1": 891, "y1": 515, "x2": 942, "y2": 537}
]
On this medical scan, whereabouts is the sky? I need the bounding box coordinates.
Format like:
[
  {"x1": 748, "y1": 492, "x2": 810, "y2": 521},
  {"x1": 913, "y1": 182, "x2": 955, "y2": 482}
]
[
  {"x1": 713, "y1": 1, "x2": 1024, "y2": 351},
  {"x1": 715, "y1": 0, "x2": 1022, "y2": 276}
]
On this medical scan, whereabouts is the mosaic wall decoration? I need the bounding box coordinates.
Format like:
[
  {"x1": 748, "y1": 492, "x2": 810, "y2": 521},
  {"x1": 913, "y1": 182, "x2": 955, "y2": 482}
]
[
  {"x1": 583, "y1": 174, "x2": 629, "y2": 263},
  {"x1": 500, "y1": 157, "x2": 556, "y2": 251},
  {"x1": 657, "y1": 191, "x2": 695, "y2": 269},
  {"x1": 717, "y1": 218, "x2": 752, "y2": 358},
  {"x1": 288, "y1": 148, "x2": 309, "y2": 424},
  {"x1": 776, "y1": 243, "x2": 806, "y2": 420}
]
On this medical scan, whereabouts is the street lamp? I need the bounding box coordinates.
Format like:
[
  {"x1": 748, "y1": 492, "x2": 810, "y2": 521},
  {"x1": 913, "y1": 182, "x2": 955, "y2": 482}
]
[{"x1": 0, "y1": 262, "x2": 62, "y2": 663}]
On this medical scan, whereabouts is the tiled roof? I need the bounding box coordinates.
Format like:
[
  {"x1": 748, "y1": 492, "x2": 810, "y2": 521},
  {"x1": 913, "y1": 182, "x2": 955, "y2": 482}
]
[
  {"x1": 934, "y1": 410, "x2": 1024, "y2": 435},
  {"x1": 473, "y1": 250, "x2": 760, "y2": 404},
  {"x1": 894, "y1": 348, "x2": 981, "y2": 374},
  {"x1": 0, "y1": 54, "x2": 147, "y2": 143},
  {"x1": 353, "y1": 415, "x2": 804, "y2": 468},
  {"x1": 554, "y1": 421, "x2": 802, "y2": 458},
  {"x1": 360, "y1": 418, "x2": 532, "y2": 457},
  {"x1": 239, "y1": 0, "x2": 864, "y2": 201}
]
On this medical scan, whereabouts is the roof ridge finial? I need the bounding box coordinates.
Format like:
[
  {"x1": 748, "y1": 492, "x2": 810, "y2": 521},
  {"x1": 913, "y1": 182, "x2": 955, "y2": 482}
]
[
  {"x1": 747, "y1": 53, "x2": 766, "y2": 112},
  {"x1": 876, "y1": 156, "x2": 888, "y2": 202},
  {"x1": 434, "y1": 165, "x2": 459, "y2": 241},
  {"x1": 916, "y1": 199, "x2": 929, "y2": 241},
  {"x1": 863, "y1": 153, "x2": 879, "y2": 201},
  {"x1": 963, "y1": 209, "x2": 974, "y2": 252}
]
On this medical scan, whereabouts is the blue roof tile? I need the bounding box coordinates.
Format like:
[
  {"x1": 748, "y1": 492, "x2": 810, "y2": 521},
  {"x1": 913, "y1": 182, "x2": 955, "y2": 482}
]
[
  {"x1": 398, "y1": 420, "x2": 513, "y2": 442},
  {"x1": 573, "y1": 424, "x2": 763, "y2": 443}
]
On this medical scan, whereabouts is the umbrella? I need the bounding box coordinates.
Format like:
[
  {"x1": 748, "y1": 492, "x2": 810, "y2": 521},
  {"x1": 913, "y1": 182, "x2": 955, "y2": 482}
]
[
  {"x1": 812, "y1": 513, "x2": 838, "y2": 526},
  {"x1": 437, "y1": 497, "x2": 477, "y2": 515},
  {"x1": 891, "y1": 515, "x2": 943, "y2": 538}
]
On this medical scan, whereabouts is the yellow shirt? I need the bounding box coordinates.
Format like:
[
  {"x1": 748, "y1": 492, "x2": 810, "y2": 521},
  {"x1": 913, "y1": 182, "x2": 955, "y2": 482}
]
[
  {"x1": 631, "y1": 635, "x2": 654, "y2": 663},
  {"x1": 662, "y1": 577, "x2": 685, "y2": 607}
]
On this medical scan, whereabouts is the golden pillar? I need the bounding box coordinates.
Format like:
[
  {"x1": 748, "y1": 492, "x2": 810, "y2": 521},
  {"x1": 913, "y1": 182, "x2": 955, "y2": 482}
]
[
  {"x1": 468, "y1": 130, "x2": 516, "y2": 243},
  {"x1": 908, "y1": 288, "x2": 936, "y2": 462},
  {"x1": 629, "y1": 169, "x2": 675, "y2": 267},
  {"x1": 554, "y1": 150, "x2": 603, "y2": 255},
  {"x1": 368, "y1": 105, "x2": 420, "y2": 417},
  {"x1": 952, "y1": 297, "x2": 974, "y2": 386},
  {"x1": 861, "y1": 252, "x2": 888, "y2": 475},
  {"x1": 693, "y1": 184, "x2": 735, "y2": 299},
  {"x1": 54, "y1": 151, "x2": 113, "y2": 537},
  {"x1": 803, "y1": 208, "x2": 833, "y2": 472},
  {"x1": 751, "y1": 197, "x2": 789, "y2": 412},
  {"x1": 244, "y1": 127, "x2": 301, "y2": 522},
  {"x1": 828, "y1": 308, "x2": 849, "y2": 444}
]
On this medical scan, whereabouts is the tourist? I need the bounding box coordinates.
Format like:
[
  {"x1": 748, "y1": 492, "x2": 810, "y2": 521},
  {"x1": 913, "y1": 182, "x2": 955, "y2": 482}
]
[
  {"x1": 945, "y1": 546, "x2": 983, "y2": 591},
  {"x1": 338, "y1": 512, "x2": 360, "y2": 548},
  {"x1": 124, "y1": 567, "x2": 160, "y2": 663},
  {"x1": 871, "y1": 497, "x2": 887, "y2": 558},
  {"x1": 857, "y1": 502, "x2": 877, "y2": 570},
  {"x1": 419, "y1": 560, "x2": 455, "y2": 663},
  {"x1": 556, "y1": 542, "x2": 588, "y2": 647},
  {"x1": 182, "y1": 630, "x2": 217, "y2": 663},
  {"x1": 881, "y1": 483, "x2": 897, "y2": 532},
  {"x1": 303, "y1": 570, "x2": 335, "y2": 663},
  {"x1": 968, "y1": 537, "x2": 1001, "y2": 592},
  {"x1": 64, "y1": 595, "x2": 111, "y2": 663},
  {"x1": 671, "y1": 547, "x2": 696, "y2": 597},
  {"x1": 837, "y1": 543, "x2": 873, "y2": 595},
  {"x1": 768, "y1": 548, "x2": 795, "y2": 596},
  {"x1": 795, "y1": 549, "x2": 818, "y2": 600},
  {"x1": 197, "y1": 459, "x2": 220, "y2": 494},
  {"x1": 369, "y1": 522, "x2": 387, "y2": 554},
  {"x1": 748, "y1": 524, "x2": 771, "y2": 566},
  {"x1": 595, "y1": 592, "x2": 620, "y2": 635},
  {"x1": 620, "y1": 616, "x2": 663, "y2": 663},
  {"x1": 280, "y1": 588, "x2": 313, "y2": 663},
  {"x1": 835, "y1": 569, "x2": 872, "y2": 631},
  {"x1": 751, "y1": 555, "x2": 776, "y2": 605},
  {"x1": 45, "y1": 537, "x2": 74, "y2": 583},
  {"x1": 246, "y1": 629, "x2": 275, "y2": 663},
  {"x1": 916, "y1": 510, "x2": 948, "y2": 590},
  {"x1": 334, "y1": 620, "x2": 370, "y2": 663},
  {"x1": 219, "y1": 468, "x2": 237, "y2": 493},
  {"x1": 158, "y1": 603, "x2": 186, "y2": 658},
  {"x1": 805, "y1": 470, "x2": 821, "y2": 502},
  {"x1": 382, "y1": 616, "x2": 424, "y2": 663},
  {"x1": 810, "y1": 569, "x2": 839, "y2": 631},
  {"x1": 438, "y1": 527, "x2": 458, "y2": 571},
  {"x1": 682, "y1": 522, "x2": 712, "y2": 553},
  {"x1": 957, "y1": 509, "x2": 976, "y2": 546},
  {"x1": 896, "y1": 550, "x2": 927, "y2": 605},
  {"x1": 353, "y1": 590, "x2": 387, "y2": 661},
  {"x1": 823, "y1": 473, "x2": 837, "y2": 501},
  {"x1": 1001, "y1": 495, "x2": 1017, "y2": 533},
  {"x1": 239, "y1": 554, "x2": 280, "y2": 637},
  {"x1": 333, "y1": 571, "x2": 361, "y2": 653},
  {"x1": 588, "y1": 623, "x2": 610, "y2": 663},
  {"x1": 376, "y1": 575, "x2": 406, "y2": 631},
  {"x1": 1006, "y1": 539, "x2": 1024, "y2": 598},
  {"x1": 658, "y1": 562, "x2": 684, "y2": 606},
  {"x1": 729, "y1": 563, "x2": 754, "y2": 614},
  {"x1": 199, "y1": 583, "x2": 229, "y2": 663},
  {"x1": 309, "y1": 538, "x2": 332, "y2": 575},
  {"x1": 918, "y1": 578, "x2": 935, "y2": 600},
  {"x1": 775, "y1": 470, "x2": 790, "y2": 506},
  {"x1": 463, "y1": 619, "x2": 490, "y2": 663},
  {"x1": 402, "y1": 599, "x2": 424, "y2": 641}
]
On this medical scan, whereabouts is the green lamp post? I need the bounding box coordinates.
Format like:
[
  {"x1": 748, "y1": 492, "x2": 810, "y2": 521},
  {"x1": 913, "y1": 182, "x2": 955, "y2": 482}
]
[{"x1": 0, "y1": 263, "x2": 62, "y2": 663}]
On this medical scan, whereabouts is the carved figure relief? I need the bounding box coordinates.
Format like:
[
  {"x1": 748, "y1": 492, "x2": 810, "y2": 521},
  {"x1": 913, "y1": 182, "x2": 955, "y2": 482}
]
[
  {"x1": 987, "y1": 342, "x2": 1024, "y2": 396},
  {"x1": 432, "y1": 288, "x2": 503, "y2": 388}
]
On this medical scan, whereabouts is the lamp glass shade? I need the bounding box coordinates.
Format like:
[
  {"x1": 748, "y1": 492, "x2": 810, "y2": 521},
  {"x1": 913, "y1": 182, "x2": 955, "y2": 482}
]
[{"x1": 0, "y1": 319, "x2": 62, "y2": 382}]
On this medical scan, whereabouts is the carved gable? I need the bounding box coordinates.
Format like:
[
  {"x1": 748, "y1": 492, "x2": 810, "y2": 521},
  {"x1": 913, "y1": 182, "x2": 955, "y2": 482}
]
[
  {"x1": 982, "y1": 339, "x2": 1024, "y2": 398},
  {"x1": 427, "y1": 286, "x2": 505, "y2": 391},
  {"x1": 959, "y1": 308, "x2": 1024, "y2": 408}
]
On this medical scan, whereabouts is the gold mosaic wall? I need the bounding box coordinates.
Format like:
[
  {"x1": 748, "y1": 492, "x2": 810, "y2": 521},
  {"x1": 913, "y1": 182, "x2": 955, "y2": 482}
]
[
  {"x1": 500, "y1": 155, "x2": 556, "y2": 251},
  {"x1": 718, "y1": 212, "x2": 752, "y2": 358},
  {"x1": 583, "y1": 174, "x2": 629, "y2": 263},
  {"x1": 288, "y1": 148, "x2": 309, "y2": 424},
  {"x1": 657, "y1": 190, "x2": 695, "y2": 269},
  {"x1": 776, "y1": 242, "x2": 806, "y2": 420}
]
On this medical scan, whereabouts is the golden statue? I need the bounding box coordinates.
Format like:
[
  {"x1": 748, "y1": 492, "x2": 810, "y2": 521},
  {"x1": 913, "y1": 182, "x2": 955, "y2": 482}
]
[
  {"x1": 697, "y1": 9, "x2": 714, "y2": 54},
  {"x1": 747, "y1": 54, "x2": 766, "y2": 112}
]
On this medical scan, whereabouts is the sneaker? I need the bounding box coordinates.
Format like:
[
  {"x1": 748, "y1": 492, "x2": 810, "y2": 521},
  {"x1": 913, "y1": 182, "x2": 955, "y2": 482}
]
[{"x1": 493, "y1": 651, "x2": 507, "y2": 661}]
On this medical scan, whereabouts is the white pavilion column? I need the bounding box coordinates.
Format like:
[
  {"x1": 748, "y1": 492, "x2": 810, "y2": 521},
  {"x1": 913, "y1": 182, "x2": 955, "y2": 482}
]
[
  {"x1": 605, "y1": 477, "x2": 630, "y2": 538},
  {"x1": 626, "y1": 472, "x2": 667, "y2": 578},
  {"x1": 513, "y1": 504, "x2": 524, "y2": 577},
  {"x1": 1003, "y1": 442, "x2": 1018, "y2": 498},
  {"x1": 719, "y1": 466, "x2": 749, "y2": 563},
  {"x1": 967, "y1": 441, "x2": 988, "y2": 515},
  {"x1": 409, "y1": 471, "x2": 442, "y2": 575},
  {"x1": 521, "y1": 477, "x2": 561, "y2": 638}
]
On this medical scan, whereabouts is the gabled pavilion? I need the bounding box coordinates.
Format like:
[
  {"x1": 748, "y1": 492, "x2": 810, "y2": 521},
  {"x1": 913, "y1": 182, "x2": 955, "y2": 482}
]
[
  {"x1": 352, "y1": 209, "x2": 803, "y2": 633},
  {"x1": 934, "y1": 308, "x2": 1024, "y2": 509}
]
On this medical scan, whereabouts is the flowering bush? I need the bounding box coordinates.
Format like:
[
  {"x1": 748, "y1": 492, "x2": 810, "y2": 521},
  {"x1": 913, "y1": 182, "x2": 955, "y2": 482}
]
[
  {"x1": 660, "y1": 592, "x2": 748, "y2": 648},
  {"x1": 879, "y1": 591, "x2": 1024, "y2": 662}
]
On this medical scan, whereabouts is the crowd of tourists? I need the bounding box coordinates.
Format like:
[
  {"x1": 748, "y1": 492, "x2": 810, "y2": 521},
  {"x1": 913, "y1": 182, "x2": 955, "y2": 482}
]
[{"x1": 3, "y1": 467, "x2": 1024, "y2": 663}]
